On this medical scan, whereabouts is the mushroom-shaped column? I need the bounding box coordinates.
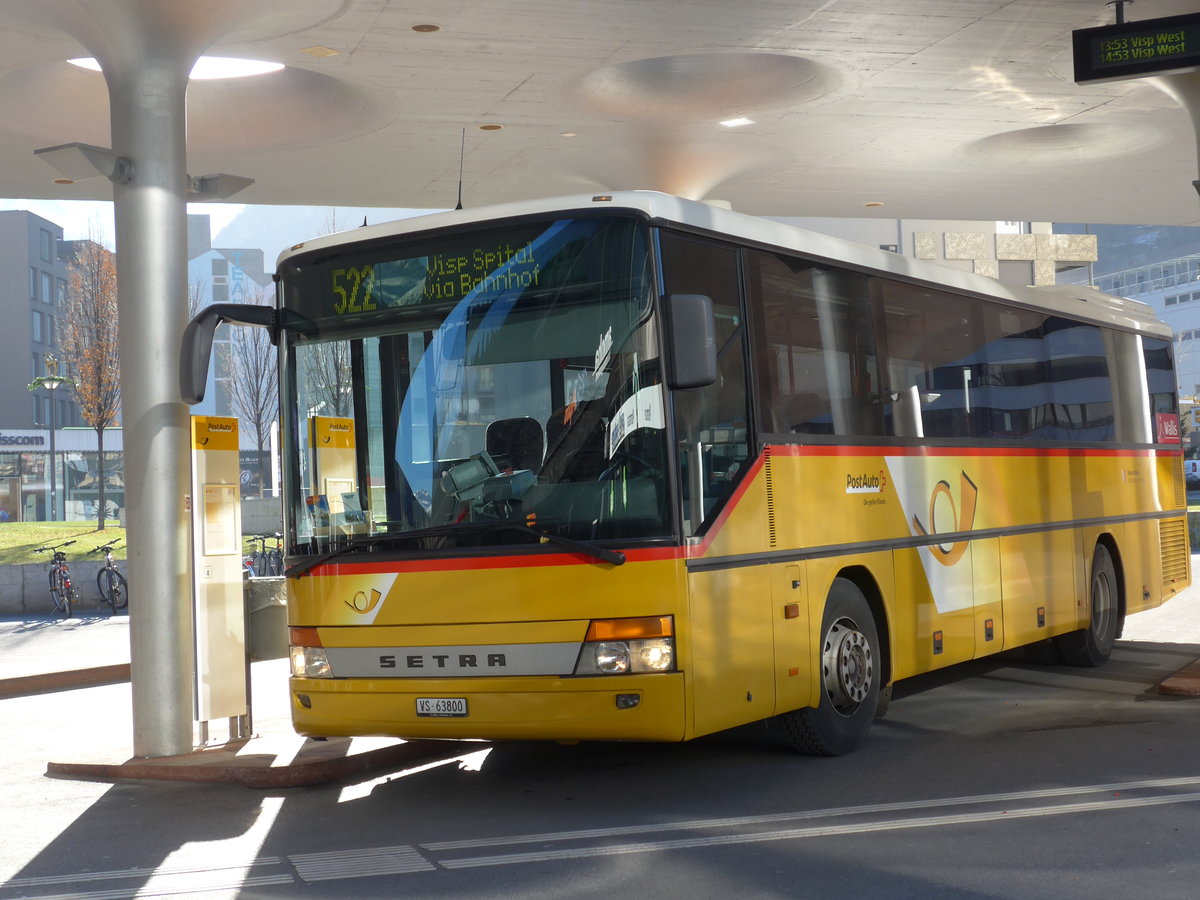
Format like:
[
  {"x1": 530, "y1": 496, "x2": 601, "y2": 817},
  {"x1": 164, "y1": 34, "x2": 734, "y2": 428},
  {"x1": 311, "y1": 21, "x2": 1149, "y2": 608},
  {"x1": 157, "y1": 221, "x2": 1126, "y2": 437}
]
[{"x1": 14, "y1": 0, "x2": 261, "y2": 758}]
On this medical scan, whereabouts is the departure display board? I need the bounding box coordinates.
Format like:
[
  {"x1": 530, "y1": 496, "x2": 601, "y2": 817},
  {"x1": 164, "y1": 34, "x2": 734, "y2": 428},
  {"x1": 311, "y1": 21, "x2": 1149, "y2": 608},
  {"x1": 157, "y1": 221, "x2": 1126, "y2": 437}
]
[{"x1": 1073, "y1": 12, "x2": 1200, "y2": 84}]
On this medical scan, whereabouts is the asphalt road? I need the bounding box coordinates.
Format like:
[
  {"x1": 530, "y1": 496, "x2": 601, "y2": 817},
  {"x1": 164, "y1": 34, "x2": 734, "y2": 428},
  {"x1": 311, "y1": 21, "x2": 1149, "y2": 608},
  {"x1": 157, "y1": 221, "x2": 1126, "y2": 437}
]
[{"x1": 2, "y1": 581, "x2": 1200, "y2": 899}]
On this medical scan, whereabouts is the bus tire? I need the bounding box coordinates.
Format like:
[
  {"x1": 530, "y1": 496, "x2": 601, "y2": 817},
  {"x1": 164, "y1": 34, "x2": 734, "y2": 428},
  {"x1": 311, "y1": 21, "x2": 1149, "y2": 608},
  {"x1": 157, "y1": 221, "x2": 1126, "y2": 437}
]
[
  {"x1": 1054, "y1": 543, "x2": 1118, "y2": 668},
  {"x1": 781, "y1": 578, "x2": 880, "y2": 756}
]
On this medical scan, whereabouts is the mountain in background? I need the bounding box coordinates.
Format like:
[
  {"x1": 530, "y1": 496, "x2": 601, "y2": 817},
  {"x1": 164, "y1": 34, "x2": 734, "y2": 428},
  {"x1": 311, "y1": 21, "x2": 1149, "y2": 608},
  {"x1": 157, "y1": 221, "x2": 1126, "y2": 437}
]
[{"x1": 213, "y1": 204, "x2": 438, "y2": 272}]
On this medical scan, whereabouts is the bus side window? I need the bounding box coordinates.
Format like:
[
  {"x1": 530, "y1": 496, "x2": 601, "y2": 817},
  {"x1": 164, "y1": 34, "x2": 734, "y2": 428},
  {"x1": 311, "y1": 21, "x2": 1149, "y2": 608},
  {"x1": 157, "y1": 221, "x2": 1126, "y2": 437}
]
[
  {"x1": 744, "y1": 250, "x2": 883, "y2": 439},
  {"x1": 873, "y1": 279, "x2": 982, "y2": 440}
]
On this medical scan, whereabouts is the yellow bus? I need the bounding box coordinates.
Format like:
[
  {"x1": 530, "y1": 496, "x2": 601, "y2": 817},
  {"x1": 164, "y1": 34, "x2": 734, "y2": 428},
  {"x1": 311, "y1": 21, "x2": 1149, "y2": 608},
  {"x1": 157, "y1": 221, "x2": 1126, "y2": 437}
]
[{"x1": 183, "y1": 191, "x2": 1190, "y2": 755}]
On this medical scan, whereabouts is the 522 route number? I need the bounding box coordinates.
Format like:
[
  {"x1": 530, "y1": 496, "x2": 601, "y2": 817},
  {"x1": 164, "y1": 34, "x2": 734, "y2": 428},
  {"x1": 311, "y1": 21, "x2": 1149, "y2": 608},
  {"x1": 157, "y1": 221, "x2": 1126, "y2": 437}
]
[{"x1": 332, "y1": 265, "x2": 377, "y2": 315}]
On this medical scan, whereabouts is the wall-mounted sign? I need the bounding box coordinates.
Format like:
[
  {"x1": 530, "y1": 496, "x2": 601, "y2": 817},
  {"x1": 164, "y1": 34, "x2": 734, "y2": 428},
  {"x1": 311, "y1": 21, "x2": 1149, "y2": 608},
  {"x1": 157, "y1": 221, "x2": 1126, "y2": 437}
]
[
  {"x1": 1073, "y1": 12, "x2": 1200, "y2": 84},
  {"x1": 0, "y1": 432, "x2": 46, "y2": 447}
]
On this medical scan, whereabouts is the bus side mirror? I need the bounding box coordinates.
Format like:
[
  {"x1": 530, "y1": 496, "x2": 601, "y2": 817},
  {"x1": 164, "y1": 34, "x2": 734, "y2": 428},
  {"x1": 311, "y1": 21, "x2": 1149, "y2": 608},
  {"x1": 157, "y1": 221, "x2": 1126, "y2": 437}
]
[
  {"x1": 180, "y1": 303, "x2": 277, "y2": 404},
  {"x1": 664, "y1": 293, "x2": 717, "y2": 389}
]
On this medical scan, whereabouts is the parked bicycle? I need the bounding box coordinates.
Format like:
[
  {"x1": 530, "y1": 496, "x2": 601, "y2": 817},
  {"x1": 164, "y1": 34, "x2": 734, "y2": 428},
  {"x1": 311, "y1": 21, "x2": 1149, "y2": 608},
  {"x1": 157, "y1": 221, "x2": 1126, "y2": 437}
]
[
  {"x1": 34, "y1": 540, "x2": 78, "y2": 619},
  {"x1": 92, "y1": 540, "x2": 127, "y2": 614},
  {"x1": 243, "y1": 532, "x2": 284, "y2": 577}
]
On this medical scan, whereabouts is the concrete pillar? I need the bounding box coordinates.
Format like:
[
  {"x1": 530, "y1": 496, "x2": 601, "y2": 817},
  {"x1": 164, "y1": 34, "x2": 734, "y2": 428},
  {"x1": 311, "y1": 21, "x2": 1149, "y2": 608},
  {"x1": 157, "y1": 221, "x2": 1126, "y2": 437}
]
[
  {"x1": 1153, "y1": 72, "x2": 1200, "y2": 202},
  {"x1": 106, "y1": 58, "x2": 197, "y2": 758}
]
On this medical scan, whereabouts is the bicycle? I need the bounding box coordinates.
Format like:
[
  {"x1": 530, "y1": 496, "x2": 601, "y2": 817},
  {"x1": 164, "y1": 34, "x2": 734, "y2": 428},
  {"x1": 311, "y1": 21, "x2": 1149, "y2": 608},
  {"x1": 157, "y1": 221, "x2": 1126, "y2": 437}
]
[
  {"x1": 92, "y1": 540, "x2": 128, "y2": 614},
  {"x1": 244, "y1": 533, "x2": 284, "y2": 577},
  {"x1": 34, "y1": 540, "x2": 78, "y2": 619}
]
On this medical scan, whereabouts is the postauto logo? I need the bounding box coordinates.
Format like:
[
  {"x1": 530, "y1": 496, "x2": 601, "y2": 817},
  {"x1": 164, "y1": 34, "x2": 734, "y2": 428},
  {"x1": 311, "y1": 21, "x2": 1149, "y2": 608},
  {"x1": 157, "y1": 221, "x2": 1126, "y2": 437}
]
[{"x1": 846, "y1": 470, "x2": 886, "y2": 494}]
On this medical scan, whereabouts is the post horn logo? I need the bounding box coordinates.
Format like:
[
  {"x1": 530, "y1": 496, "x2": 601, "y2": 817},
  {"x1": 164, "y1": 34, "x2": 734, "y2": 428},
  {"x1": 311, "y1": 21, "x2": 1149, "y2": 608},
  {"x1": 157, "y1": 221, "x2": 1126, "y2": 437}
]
[
  {"x1": 912, "y1": 471, "x2": 978, "y2": 566},
  {"x1": 346, "y1": 588, "x2": 383, "y2": 614}
]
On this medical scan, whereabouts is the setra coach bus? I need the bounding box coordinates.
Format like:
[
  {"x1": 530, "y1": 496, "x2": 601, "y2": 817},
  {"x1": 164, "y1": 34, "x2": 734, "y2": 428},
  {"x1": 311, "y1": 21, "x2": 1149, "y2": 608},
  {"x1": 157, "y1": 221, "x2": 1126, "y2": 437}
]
[{"x1": 182, "y1": 191, "x2": 1190, "y2": 755}]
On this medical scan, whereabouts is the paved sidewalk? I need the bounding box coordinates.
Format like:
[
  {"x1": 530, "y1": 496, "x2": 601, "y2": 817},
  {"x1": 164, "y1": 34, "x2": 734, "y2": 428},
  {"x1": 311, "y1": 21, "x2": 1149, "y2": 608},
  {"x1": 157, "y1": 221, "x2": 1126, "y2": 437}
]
[
  {"x1": 2, "y1": 560, "x2": 1198, "y2": 788},
  {"x1": 0, "y1": 612, "x2": 461, "y2": 788}
]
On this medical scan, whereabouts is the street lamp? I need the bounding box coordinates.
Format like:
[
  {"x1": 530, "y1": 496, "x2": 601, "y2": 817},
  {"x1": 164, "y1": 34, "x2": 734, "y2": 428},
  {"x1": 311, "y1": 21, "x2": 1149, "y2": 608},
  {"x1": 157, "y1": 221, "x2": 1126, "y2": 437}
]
[
  {"x1": 44, "y1": 377, "x2": 62, "y2": 521},
  {"x1": 28, "y1": 354, "x2": 71, "y2": 522}
]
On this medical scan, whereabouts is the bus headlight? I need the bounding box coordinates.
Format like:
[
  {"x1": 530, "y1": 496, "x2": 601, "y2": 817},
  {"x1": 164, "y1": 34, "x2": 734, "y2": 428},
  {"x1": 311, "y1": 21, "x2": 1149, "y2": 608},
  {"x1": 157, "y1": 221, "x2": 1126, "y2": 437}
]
[
  {"x1": 635, "y1": 638, "x2": 674, "y2": 671},
  {"x1": 290, "y1": 645, "x2": 332, "y2": 678},
  {"x1": 574, "y1": 629, "x2": 675, "y2": 675}
]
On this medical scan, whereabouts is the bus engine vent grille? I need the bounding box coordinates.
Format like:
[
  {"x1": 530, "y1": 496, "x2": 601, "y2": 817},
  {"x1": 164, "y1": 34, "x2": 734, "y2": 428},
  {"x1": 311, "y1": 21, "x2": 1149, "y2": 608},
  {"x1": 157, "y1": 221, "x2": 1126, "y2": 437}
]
[
  {"x1": 1159, "y1": 517, "x2": 1189, "y2": 590},
  {"x1": 764, "y1": 448, "x2": 776, "y2": 548},
  {"x1": 1174, "y1": 458, "x2": 1187, "y2": 509}
]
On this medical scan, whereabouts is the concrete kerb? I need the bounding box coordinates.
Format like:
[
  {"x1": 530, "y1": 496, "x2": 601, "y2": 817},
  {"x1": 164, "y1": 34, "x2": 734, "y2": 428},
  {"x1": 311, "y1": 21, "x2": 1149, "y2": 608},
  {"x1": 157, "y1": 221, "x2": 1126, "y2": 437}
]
[
  {"x1": 45, "y1": 737, "x2": 466, "y2": 789},
  {"x1": 0, "y1": 663, "x2": 130, "y2": 698}
]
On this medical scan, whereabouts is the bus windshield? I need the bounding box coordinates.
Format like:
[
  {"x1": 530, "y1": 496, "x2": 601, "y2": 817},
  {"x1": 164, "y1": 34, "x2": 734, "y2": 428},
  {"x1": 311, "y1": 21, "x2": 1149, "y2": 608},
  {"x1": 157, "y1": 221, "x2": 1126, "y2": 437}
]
[{"x1": 280, "y1": 215, "x2": 669, "y2": 555}]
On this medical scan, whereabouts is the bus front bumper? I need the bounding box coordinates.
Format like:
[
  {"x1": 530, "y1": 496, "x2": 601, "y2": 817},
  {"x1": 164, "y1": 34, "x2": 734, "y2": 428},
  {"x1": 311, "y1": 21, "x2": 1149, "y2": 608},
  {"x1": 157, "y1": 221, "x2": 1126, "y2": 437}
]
[{"x1": 289, "y1": 672, "x2": 686, "y2": 742}]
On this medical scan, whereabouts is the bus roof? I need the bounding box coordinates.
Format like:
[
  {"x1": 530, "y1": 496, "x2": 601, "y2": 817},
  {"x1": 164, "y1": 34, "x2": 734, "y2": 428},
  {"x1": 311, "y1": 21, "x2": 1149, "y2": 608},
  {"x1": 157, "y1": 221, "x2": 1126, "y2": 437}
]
[{"x1": 277, "y1": 190, "x2": 1171, "y2": 340}]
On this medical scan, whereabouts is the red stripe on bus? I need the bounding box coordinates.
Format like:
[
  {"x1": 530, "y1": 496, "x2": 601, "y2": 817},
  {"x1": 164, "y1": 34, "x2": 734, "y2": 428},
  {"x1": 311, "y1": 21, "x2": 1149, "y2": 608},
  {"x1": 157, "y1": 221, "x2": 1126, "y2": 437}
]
[
  {"x1": 301, "y1": 442, "x2": 1175, "y2": 576},
  {"x1": 767, "y1": 444, "x2": 1165, "y2": 459}
]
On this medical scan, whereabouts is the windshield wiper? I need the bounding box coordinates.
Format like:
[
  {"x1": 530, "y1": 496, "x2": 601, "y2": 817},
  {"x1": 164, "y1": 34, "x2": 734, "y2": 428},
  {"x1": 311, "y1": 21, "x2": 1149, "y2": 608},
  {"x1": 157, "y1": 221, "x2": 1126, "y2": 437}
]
[
  {"x1": 284, "y1": 520, "x2": 624, "y2": 578},
  {"x1": 455, "y1": 520, "x2": 626, "y2": 566}
]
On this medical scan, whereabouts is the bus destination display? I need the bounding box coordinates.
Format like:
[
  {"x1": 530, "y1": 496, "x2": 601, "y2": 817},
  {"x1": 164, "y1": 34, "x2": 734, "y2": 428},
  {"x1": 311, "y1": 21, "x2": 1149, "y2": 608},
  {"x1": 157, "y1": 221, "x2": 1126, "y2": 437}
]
[
  {"x1": 320, "y1": 233, "x2": 544, "y2": 319},
  {"x1": 1073, "y1": 12, "x2": 1200, "y2": 84}
]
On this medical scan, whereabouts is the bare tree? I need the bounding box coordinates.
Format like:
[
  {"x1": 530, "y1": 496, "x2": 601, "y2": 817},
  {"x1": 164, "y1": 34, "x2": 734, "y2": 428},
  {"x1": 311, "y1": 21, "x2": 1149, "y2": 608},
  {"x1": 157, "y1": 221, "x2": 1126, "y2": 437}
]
[
  {"x1": 304, "y1": 342, "x2": 353, "y2": 417},
  {"x1": 188, "y1": 277, "x2": 207, "y2": 320},
  {"x1": 60, "y1": 239, "x2": 121, "y2": 529},
  {"x1": 222, "y1": 283, "x2": 279, "y2": 497},
  {"x1": 301, "y1": 209, "x2": 353, "y2": 418}
]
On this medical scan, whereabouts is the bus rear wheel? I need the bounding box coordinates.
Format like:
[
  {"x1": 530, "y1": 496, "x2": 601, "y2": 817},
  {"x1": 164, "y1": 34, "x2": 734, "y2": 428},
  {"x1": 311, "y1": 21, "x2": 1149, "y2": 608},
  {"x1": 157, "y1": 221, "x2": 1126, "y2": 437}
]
[
  {"x1": 1054, "y1": 543, "x2": 1118, "y2": 667},
  {"x1": 781, "y1": 578, "x2": 881, "y2": 756}
]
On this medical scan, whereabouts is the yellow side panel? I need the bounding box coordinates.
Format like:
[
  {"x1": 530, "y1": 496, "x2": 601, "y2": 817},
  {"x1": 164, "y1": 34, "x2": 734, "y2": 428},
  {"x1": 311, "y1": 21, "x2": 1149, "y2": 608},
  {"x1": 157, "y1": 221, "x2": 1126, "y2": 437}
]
[
  {"x1": 889, "y1": 547, "x2": 973, "y2": 678},
  {"x1": 1000, "y1": 530, "x2": 1078, "y2": 648},
  {"x1": 971, "y1": 538, "x2": 1004, "y2": 658},
  {"x1": 771, "y1": 563, "x2": 811, "y2": 716},
  {"x1": 686, "y1": 565, "x2": 775, "y2": 738}
]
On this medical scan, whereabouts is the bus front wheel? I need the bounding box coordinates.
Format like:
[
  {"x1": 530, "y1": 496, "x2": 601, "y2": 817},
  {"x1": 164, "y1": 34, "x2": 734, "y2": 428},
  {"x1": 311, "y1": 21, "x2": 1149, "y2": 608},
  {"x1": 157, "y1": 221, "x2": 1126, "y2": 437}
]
[
  {"x1": 1054, "y1": 543, "x2": 1119, "y2": 667},
  {"x1": 781, "y1": 578, "x2": 881, "y2": 756}
]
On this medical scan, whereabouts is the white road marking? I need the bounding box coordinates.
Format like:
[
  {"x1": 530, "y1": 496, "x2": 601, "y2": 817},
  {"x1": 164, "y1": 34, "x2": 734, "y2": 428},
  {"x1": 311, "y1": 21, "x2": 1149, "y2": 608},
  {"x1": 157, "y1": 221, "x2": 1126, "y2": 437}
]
[
  {"x1": 422, "y1": 774, "x2": 1200, "y2": 851},
  {"x1": 437, "y1": 791, "x2": 1200, "y2": 869},
  {"x1": 289, "y1": 846, "x2": 435, "y2": 881}
]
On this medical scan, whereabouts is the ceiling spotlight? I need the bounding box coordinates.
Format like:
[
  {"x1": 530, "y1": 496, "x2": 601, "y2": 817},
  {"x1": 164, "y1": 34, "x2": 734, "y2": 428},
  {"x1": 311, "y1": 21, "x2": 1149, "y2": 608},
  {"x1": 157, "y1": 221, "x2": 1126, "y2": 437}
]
[
  {"x1": 863, "y1": 201, "x2": 885, "y2": 208},
  {"x1": 68, "y1": 56, "x2": 284, "y2": 80},
  {"x1": 412, "y1": 23, "x2": 442, "y2": 33},
  {"x1": 560, "y1": 131, "x2": 578, "y2": 138},
  {"x1": 719, "y1": 117, "x2": 754, "y2": 128},
  {"x1": 478, "y1": 124, "x2": 503, "y2": 131},
  {"x1": 301, "y1": 46, "x2": 340, "y2": 58}
]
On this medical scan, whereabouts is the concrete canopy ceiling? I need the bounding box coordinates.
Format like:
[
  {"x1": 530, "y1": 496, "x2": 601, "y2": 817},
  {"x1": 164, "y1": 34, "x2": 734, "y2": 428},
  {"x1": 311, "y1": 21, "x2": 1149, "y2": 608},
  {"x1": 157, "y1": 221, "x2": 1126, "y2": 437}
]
[{"x1": 0, "y1": 0, "x2": 1198, "y2": 225}]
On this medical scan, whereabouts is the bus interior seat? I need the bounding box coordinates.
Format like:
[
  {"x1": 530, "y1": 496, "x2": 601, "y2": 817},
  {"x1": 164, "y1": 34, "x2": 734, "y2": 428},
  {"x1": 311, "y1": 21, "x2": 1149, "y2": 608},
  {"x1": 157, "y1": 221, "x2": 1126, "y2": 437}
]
[
  {"x1": 485, "y1": 416, "x2": 544, "y2": 473},
  {"x1": 782, "y1": 391, "x2": 830, "y2": 433}
]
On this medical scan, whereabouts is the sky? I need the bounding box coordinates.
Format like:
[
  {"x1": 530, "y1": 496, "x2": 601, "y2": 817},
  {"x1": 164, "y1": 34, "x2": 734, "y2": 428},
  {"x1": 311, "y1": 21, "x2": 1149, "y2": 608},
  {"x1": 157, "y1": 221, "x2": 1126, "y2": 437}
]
[{"x1": 0, "y1": 198, "x2": 441, "y2": 270}]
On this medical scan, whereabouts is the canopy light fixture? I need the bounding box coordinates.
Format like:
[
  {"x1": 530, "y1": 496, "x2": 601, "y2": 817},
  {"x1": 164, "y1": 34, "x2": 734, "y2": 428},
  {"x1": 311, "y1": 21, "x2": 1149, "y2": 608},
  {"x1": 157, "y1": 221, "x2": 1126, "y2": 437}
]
[
  {"x1": 719, "y1": 117, "x2": 754, "y2": 128},
  {"x1": 68, "y1": 56, "x2": 284, "y2": 80}
]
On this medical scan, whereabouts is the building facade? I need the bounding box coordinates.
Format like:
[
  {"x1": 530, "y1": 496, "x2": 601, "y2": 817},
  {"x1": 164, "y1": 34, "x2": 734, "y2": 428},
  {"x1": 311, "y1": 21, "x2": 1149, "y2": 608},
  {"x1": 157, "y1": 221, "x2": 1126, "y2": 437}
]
[{"x1": 0, "y1": 211, "x2": 83, "y2": 431}]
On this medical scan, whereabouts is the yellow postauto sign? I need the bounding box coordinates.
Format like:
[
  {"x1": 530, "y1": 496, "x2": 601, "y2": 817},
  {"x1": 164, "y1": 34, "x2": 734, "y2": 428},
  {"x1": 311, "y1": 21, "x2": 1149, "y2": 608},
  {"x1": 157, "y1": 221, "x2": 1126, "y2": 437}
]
[{"x1": 190, "y1": 416, "x2": 238, "y2": 452}]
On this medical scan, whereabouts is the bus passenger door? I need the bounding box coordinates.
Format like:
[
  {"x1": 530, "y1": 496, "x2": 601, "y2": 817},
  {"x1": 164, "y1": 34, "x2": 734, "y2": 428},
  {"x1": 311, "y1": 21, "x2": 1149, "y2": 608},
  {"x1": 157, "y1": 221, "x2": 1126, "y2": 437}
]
[{"x1": 660, "y1": 232, "x2": 776, "y2": 735}]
